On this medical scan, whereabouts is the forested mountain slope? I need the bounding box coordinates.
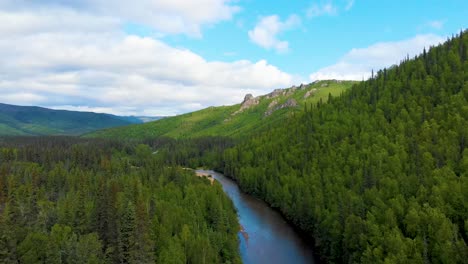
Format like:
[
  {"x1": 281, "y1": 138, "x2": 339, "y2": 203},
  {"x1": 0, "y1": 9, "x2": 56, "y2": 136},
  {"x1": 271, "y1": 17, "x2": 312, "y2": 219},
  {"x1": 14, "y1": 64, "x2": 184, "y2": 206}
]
[
  {"x1": 87, "y1": 80, "x2": 355, "y2": 139},
  {"x1": 0, "y1": 137, "x2": 240, "y2": 263},
  {"x1": 0, "y1": 103, "x2": 139, "y2": 136},
  {"x1": 222, "y1": 32, "x2": 468, "y2": 263}
]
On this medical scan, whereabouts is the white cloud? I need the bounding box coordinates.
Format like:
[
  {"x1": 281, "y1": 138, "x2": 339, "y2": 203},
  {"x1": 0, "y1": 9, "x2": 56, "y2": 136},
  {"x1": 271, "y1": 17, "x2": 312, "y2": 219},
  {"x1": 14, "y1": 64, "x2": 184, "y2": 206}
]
[
  {"x1": 1, "y1": 93, "x2": 46, "y2": 105},
  {"x1": 0, "y1": 9, "x2": 293, "y2": 116},
  {"x1": 0, "y1": 0, "x2": 240, "y2": 36},
  {"x1": 307, "y1": 3, "x2": 337, "y2": 17},
  {"x1": 427, "y1": 20, "x2": 445, "y2": 30},
  {"x1": 0, "y1": 9, "x2": 119, "y2": 36},
  {"x1": 309, "y1": 34, "x2": 444, "y2": 81},
  {"x1": 248, "y1": 15, "x2": 301, "y2": 52}
]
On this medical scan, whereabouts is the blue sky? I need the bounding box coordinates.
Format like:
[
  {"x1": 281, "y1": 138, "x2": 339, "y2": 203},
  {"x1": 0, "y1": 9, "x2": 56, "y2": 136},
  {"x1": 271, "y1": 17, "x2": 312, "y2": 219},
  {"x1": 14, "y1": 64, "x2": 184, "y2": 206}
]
[
  {"x1": 158, "y1": 0, "x2": 466, "y2": 77},
  {"x1": 0, "y1": 0, "x2": 466, "y2": 115}
]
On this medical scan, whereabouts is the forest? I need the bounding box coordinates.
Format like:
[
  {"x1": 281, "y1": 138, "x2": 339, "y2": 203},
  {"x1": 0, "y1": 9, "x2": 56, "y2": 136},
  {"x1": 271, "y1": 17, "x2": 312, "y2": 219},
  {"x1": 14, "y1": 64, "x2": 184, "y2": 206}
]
[
  {"x1": 1, "y1": 31, "x2": 467, "y2": 264},
  {"x1": 220, "y1": 31, "x2": 468, "y2": 263},
  {"x1": 0, "y1": 137, "x2": 241, "y2": 264}
]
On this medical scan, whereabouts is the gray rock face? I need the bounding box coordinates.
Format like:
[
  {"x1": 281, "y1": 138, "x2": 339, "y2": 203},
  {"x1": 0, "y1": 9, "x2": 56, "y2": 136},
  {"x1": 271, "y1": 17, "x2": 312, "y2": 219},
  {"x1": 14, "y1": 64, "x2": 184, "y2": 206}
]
[
  {"x1": 264, "y1": 98, "x2": 298, "y2": 116},
  {"x1": 266, "y1": 89, "x2": 284, "y2": 99},
  {"x1": 243, "y1": 94, "x2": 254, "y2": 103},
  {"x1": 268, "y1": 99, "x2": 278, "y2": 109},
  {"x1": 264, "y1": 87, "x2": 299, "y2": 99},
  {"x1": 283, "y1": 98, "x2": 298, "y2": 107},
  {"x1": 233, "y1": 93, "x2": 260, "y2": 115},
  {"x1": 234, "y1": 83, "x2": 306, "y2": 117},
  {"x1": 304, "y1": 88, "x2": 318, "y2": 99}
]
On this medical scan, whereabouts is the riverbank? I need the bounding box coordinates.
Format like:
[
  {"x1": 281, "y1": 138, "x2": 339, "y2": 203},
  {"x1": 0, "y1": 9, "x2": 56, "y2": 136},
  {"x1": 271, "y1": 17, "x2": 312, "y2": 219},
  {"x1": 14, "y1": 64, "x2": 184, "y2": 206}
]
[
  {"x1": 195, "y1": 170, "x2": 215, "y2": 184},
  {"x1": 196, "y1": 170, "x2": 318, "y2": 264},
  {"x1": 219, "y1": 169, "x2": 324, "y2": 263}
]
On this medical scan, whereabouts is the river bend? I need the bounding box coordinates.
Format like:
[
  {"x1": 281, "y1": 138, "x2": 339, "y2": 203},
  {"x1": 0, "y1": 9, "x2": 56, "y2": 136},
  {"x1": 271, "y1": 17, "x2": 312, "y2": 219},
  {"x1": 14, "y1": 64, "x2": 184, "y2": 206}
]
[{"x1": 196, "y1": 170, "x2": 317, "y2": 264}]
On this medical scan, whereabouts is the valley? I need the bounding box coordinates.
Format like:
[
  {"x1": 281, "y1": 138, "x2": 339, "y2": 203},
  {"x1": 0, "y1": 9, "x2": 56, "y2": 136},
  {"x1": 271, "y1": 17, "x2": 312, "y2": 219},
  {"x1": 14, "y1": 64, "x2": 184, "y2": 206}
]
[
  {"x1": 90, "y1": 32, "x2": 468, "y2": 263},
  {"x1": 0, "y1": 1, "x2": 467, "y2": 262},
  {"x1": 198, "y1": 170, "x2": 317, "y2": 264}
]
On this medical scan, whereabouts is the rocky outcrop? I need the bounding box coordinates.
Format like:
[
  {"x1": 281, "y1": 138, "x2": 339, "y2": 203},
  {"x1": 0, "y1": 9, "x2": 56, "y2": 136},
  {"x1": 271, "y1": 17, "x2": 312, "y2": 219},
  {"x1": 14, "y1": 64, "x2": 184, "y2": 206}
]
[
  {"x1": 264, "y1": 98, "x2": 298, "y2": 116},
  {"x1": 233, "y1": 93, "x2": 260, "y2": 115},
  {"x1": 304, "y1": 88, "x2": 318, "y2": 99},
  {"x1": 285, "y1": 89, "x2": 295, "y2": 97},
  {"x1": 266, "y1": 89, "x2": 284, "y2": 99},
  {"x1": 267, "y1": 99, "x2": 278, "y2": 109},
  {"x1": 242, "y1": 94, "x2": 254, "y2": 103},
  {"x1": 283, "y1": 98, "x2": 298, "y2": 107},
  {"x1": 240, "y1": 94, "x2": 259, "y2": 109},
  {"x1": 233, "y1": 83, "x2": 311, "y2": 117},
  {"x1": 264, "y1": 87, "x2": 300, "y2": 99}
]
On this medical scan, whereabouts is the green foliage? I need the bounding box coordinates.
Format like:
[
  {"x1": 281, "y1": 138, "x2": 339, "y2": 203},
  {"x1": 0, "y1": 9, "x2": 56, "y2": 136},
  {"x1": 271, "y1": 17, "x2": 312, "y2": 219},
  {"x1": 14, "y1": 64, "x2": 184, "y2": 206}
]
[
  {"x1": 0, "y1": 103, "x2": 136, "y2": 136},
  {"x1": 17, "y1": 232, "x2": 49, "y2": 263},
  {"x1": 4, "y1": 28, "x2": 468, "y2": 264},
  {"x1": 87, "y1": 81, "x2": 356, "y2": 140},
  {"x1": 220, "y1": 31, "x2": 468, "y2": 262},
  {"x1": 0, "y1": 137, "x2": 240, "y2": 264}
]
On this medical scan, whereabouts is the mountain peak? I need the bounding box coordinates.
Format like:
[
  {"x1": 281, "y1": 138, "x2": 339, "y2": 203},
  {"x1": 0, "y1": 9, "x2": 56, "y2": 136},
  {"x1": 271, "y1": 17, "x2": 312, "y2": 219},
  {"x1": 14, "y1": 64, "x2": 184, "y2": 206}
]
[
  {"x1": 87, "y1": 80, "x2": 356, "y2": 139},
  {"x1": 242, "y1": 94, "x2": 254, "y2": 103}
]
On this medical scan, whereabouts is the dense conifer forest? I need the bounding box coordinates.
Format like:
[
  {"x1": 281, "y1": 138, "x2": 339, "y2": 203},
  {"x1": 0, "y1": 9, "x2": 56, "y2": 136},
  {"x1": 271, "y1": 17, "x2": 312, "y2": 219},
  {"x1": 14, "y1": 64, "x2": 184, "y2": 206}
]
[
  {"x1": 220, "y1": 32, "x2": 468, "y2": 262},
  {"x1": 0, "y1": 137, "x2": 240, "y2": 263},
  {"x1": 1, "y1": 31, "x2": 467, "y2": 264}
]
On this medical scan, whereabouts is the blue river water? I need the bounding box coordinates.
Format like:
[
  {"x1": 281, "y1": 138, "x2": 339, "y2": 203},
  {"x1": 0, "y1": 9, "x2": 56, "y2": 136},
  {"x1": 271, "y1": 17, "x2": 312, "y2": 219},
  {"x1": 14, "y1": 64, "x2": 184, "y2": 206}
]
[{"x1": 196, "y1": 170, "x2": 318, "y2": 264}]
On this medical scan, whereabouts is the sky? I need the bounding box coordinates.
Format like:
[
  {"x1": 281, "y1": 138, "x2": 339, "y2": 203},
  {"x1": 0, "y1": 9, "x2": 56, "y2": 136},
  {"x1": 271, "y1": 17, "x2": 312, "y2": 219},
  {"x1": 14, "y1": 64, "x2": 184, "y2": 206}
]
[{"x1": 0, "y1": 0, "x2": 466, "y2": 116}]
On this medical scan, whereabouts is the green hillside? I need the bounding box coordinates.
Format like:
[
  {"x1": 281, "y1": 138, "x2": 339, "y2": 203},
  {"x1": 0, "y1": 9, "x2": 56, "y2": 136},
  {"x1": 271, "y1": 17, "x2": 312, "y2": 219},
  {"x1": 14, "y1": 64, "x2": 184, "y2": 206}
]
[
  {"x1": 87, "y1": 80, "x2": 356, "y2": 139},
  {"x1": 0, "y1": 103, "x2": 138, "y2": 136},
  {"x1": 81, "y1": 31, "x2": 468, "y2": 263},
  {"x1": 221, "y1": 31, "x2": 468, "y2": 262}
]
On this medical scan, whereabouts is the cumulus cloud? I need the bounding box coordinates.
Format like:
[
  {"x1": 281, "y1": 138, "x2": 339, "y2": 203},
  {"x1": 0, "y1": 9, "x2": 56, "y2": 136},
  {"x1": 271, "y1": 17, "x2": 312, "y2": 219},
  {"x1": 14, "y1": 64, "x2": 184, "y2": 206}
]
[
  {"x1": 0, "y1": 9, "x2": 293, "y2": 116},
  {"x1": 0, "y1": 0, "x2": 240, "y2": 37},
  {"x1": 248, "y1": 15, "x2": 301, "y2": 52},
  {"x1": 0, "y1": 9, "x2": 119, "y2": 36},
  {"x1": 309, "y1": 34, "x2": 444, "y2": 81}
]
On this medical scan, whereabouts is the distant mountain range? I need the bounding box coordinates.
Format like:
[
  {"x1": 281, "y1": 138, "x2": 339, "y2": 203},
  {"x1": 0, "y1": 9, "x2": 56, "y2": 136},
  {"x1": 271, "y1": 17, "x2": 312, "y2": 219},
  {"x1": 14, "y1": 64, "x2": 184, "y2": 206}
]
[
  {"x1": 87, "y1": 80, "x2": 356, "y2": 139},
  {"x1": 117, "y1": 116, "x2": 166, "y2": 124},
  {"x1": 0, "y1": 103, "x2": 163, "y2": 136},
  {"x1": 0, "y1": 80, "x2": 354, "y2": 138}
]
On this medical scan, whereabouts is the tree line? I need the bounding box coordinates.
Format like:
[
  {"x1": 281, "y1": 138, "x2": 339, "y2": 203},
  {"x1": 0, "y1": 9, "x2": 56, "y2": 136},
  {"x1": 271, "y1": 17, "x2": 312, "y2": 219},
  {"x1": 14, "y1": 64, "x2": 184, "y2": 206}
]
[
  {"x1": 220, "y1": 31, "x2": 468, "y2": 263},
  {"x1": 0, "y1": 137, "x2": 240, "y2": 263},
  {"x1": 2, "y1": 30, "x2": 467, "y2": 264}
]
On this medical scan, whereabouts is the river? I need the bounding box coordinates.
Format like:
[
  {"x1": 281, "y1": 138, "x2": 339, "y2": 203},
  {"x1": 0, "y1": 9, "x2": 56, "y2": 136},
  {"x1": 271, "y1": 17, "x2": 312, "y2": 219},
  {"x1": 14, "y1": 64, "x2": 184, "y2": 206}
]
[{"x1": 196, "y1": 170, "x2": 318, "y2": 264}]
